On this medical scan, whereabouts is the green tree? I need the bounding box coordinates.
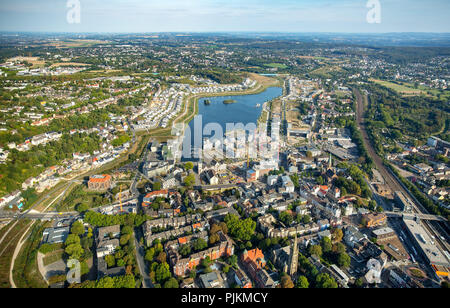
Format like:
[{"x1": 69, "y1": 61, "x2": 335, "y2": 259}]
[
  {"x1": 321, "y1": 237, "x2": 332, "y2": 253},
  {"x1": 65, "y1": 243, "x2": 84, "y2": 259},
  {"x1": 184, "y1": 162, "x2": 194, "y2": 171},
  {"x1": 301, "y1": 215, "x2": 311, "y2": 224},
  {"x1": 155, "y1": 262, "x2": 171, "y2": 283},
  {"x1": 156, "y1": 251, "x2": 167, "y2": 264},
  {"x1": 65, "y1": 234, "x2": 81, "y2": 246},
  {"x1": 105, "y1": 255, "x2": 116, "y2": 268},
  {"x1": 355, "y1": 278, "x2": 364, "y2": 288},
  {"x1": 179, "y1": 244, "x2": 191, "y2": 257},
  {"x1": 279, "y1": 211, "x2": 293, "y2": 226},
  {"x1": 331, "y1": 228, "x2": 343, "y2": 243},
  {"x1": 184, "y1": 174, "x2": 196, "y2": 187},
  {"x1": 223, "y1": 265, "x2": 230, "y2": 273},
  {"x1": 87, "y1": 228, "x2": 93, "y2": 239},
  {"x1": 193, "y1": 238, "x2": 207, "y2": 252},
  {"x1": 95, "y1": 276, "x2": 115, "y2": 288},
  {"x1": 164, "y1": 277, "x2": 179, "y2": 288},
  {"x1": 296, "y1": 275, "x2": 309, "y2": 288},
  {"x1": 227, "y1": 255, "x2": 238, "y2": 267},
  {"x1": 316, "y1": 273, "x2": 338, "y2": 288},
  {"x1": 337, "y1": 252, "x2": 351, "y2": 269},
  {"x1": 332, "y1": 242, "x2": 346, "y2": 255},
  {"x1": 224, "y1": 214, "x2": 256, "y2": 242},
  {"x1": 76, "y1": 203, "x2": 89, "y2": 213},
  {"x1": 201, "y1": 256, "x2": 212, "y2": 271},
  {"x1": 120, "y1": 234, "x2": 132, "y2": 246},
  {"x1": 145, "y1": 248, "x2": 155, "y2": 262},
  {"x1": 121, "y1": 226, "x2": 133, "y2": 235},
  {"x1": 308, "y1": 245, "x2": 322, "y2": 258},
  {"x1": 317, "y1": 176, "x2": 325, "y2": 185},
  {"x1": 290, "y1": 174, "x2": 300, "y2": 188}
]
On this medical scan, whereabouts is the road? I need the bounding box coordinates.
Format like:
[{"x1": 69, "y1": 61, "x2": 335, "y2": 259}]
[
  {"x1": 0, "y1": 180, "x2": 80, "y2": 220},
  {"x1": 384, "y1": 212, "x2": 447, "y2": 223},
  {"x1": 353, "y1": 88, "x2": 449, "y2": 255},
  {"x1": 134, "y1": 230, "x2": 153, "y2": 288}
]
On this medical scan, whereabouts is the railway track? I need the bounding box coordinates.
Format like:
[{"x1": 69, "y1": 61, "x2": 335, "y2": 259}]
[{"x1": 353, "y1": 88, "x2": 449, "y2": 256}]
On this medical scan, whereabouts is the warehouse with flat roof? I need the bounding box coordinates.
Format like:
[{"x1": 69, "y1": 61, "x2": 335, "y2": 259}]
[
  {"x1": 42, "y1": 226, "x2": 70, "y2": 244},
  {"x1": 402, "y1": 217, "x2": 450, "y2": 268}
]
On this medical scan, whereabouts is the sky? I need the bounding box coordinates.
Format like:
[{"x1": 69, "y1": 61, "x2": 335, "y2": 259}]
[{"x1": 0, "y1": 0, "x2": 449, "y2": 33}]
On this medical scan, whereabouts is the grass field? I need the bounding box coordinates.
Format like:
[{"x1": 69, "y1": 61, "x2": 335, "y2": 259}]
[
  {"x1": 49, "y1": 62, "x2": 91, "y2": 68},
  {"x1": 57, "y1": 185, "x2": 106, "y2": 212},
  {"x1": 335, "y1": 90, "x2": 352, "y2": 99},
  {"x1": 42, "y1": 40, "x2": 109, "y2": 49},
  {"x1": 370, "y1": 79, "x2": 425, "y2": 95},
  {"x1": 309, "y1": 66, "x2": 344, "y2": 79},
  {"x1": 247, "y1": 73, "x2": 281, "y2": 87},
  {"x1": 264, "y1": 63, "x2": 288, "y2": 69},
  {"x1": 7, "y1": 56, "x2": 45, "y2": 68},
  {"x1": 409, "y1": 268, "x2": 426, "y2": 279},
  {"x1": 370, "y1": 79, "x2": 450, "y2": 98},
  {"x1": 43, "y1": 250, "x2": 64, "y2": 267},
  {"x1": 298, "y1": 56, "x2": 329, "y2": 61},
  {"x1": 88, "y1": 69, "x2": 122, "y2": 74}
]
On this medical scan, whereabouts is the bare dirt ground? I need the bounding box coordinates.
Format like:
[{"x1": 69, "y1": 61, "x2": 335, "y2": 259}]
[
  {"x1": 7, "y1": 56, "x2": 45, "y2": 68},
  {"x1": 49, "y1": 62, "x2": 90, "y2": 68}
]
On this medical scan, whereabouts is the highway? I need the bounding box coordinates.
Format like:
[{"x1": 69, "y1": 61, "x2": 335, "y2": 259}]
[{"x1": 353, "y1": 88, "x2": 450, "y2": 255}]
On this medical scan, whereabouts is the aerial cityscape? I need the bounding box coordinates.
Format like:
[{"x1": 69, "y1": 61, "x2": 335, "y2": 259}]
[{"x1": 0, "y1": 0, "x2": 449, "y2": 292}]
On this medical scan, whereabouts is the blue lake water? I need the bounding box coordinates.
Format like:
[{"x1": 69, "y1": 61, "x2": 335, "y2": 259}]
[{"x1": 182, "y1": 87, "x2": 282, "y2": 159}]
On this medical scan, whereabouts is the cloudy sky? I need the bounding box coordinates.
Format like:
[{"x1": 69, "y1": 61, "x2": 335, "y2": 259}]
[{"x1": 0, "y1": 0, "x2": 449, "y2": 33}]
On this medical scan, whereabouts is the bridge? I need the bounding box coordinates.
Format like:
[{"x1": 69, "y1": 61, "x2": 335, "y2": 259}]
[{"x1": 385, "y1": 211, "x2": 448, "y2": 223}]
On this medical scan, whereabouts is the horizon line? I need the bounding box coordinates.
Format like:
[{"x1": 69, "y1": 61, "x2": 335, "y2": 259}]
[{"x1": 1, "y1": 31, "x2": 450, "y2": 35}]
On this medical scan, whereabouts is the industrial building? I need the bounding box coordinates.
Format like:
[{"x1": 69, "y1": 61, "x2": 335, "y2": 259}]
[
  {"x1": 42, "y1": 226, "x2": 70, "y2": 244},
  {"x1": 402, "y1": 217, "x2": 450, "y2": 277}
]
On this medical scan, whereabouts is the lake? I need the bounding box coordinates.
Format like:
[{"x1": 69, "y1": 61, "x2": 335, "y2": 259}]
[{"x1": 182, "y1": 87, "x2": 283, "y2": 160}]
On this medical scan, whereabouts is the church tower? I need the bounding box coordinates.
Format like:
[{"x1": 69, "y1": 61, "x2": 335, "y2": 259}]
[{"x1": 328, "y1": 153, "x2": 333, "y2": 171}]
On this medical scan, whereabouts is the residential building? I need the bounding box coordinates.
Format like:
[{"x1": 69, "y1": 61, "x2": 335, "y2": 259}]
[
  {"x1": 88, "y1": 174, "x2": 112, "y2": 191},
  {"x1": 241, "y1": 248, "x2": 275, "y2": 288}
]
